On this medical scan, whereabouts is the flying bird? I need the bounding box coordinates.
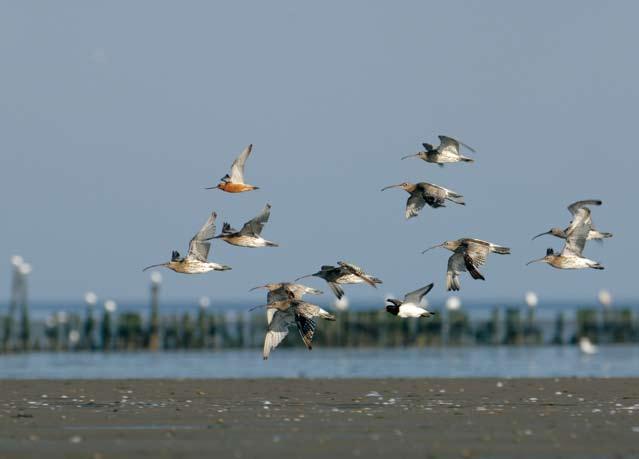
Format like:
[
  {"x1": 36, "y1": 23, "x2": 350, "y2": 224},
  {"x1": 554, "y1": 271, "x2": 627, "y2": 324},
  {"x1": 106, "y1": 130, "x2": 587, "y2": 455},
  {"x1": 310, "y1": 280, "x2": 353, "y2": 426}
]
[
  {"x1": 527, "y1": 205, "x2": 604, "y2": 270},
  {"x1": 206, "y1": 144, "x2": 259, "y2": 193},
  {"x1": 385, "y1": 283, "x2": 436, "y2": 318},
  {"x1": 296, "y1": 261, "x2": 382, "y2": 299},
  {"x1": 143, "y1": 212, "x2": 231, "y2": 273},
  {"x1": 215, "y1": 204, "x2": 278, "y2": 248},
  {"x1": 250, "y1": 282, "x2": 324, "y2": 359},
  {"x1": 423, "y1": 238, "x2": 510, "y2": 291},
  {"x1": 401, "y1": 135, "x2": 476, "y2": 165},
  {"x1": 251, "y1": 292, "x2": 335, "y2": 359},
  {"x1": 381, "y1": 181, "x2": 465, "y2": 219},
  {"x1": 532, "y1": 200, "x2": 612, "y2": 242}
]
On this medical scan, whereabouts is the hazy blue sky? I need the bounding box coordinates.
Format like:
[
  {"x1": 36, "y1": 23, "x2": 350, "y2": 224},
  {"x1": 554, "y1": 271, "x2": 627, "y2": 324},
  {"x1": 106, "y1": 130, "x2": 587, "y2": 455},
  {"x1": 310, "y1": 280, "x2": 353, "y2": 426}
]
[{"x1": 1, "y1": 1, "x2": 637, "y2": 306}]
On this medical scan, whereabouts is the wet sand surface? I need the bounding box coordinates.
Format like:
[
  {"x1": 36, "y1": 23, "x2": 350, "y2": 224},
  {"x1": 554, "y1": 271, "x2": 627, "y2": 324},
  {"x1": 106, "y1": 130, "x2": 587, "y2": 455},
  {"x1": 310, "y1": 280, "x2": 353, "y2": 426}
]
[{"x1": 1, "y1": 379, "x2": 638, "y2": 459}]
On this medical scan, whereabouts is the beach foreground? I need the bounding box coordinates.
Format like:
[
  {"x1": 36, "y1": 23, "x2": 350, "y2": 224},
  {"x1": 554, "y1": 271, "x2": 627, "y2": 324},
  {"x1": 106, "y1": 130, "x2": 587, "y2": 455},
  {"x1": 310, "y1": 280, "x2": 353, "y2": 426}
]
[{"x1": 1, "y1": 379, "x2": 638, "y2": 458}]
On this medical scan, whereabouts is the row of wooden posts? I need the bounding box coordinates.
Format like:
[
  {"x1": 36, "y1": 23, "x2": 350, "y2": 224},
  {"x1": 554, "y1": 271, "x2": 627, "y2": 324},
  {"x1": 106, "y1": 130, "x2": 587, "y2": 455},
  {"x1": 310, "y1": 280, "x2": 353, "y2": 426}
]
[{"x1": 1, "y1": 305, "x2": 638, "y2": 353}]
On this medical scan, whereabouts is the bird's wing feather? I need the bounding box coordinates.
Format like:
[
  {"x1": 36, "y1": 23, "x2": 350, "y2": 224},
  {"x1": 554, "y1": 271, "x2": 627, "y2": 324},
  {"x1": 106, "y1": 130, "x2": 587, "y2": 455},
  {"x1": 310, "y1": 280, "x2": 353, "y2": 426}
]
[
  {"x1": 263, "y1": 310, "x2": 294, "y2": 359},
  {"x1": 295, "y1": 311, "x2": 317, "y2": 350},
  {"x1": 188, "y1": 212, "x2": 217, "y2": 260},
  {"x1": 405, "y1": 192, "x2": 426, "y2": 219},
  {"x1": 562, "y1": 208, "x2": 592, "y2": 257},
  {"x1": 462, "y1": 241, "x2": 489, "y2": 266},
  {"x1": 239, "y1": 204, "x2": 271, "y2": 236},
  {"x1": 229, "y1": 144, "x2": 253, "y2": 184},
  {"x1": 403, "y1": 283, "x2": 434, "y2": 304},
  {"x1": 337, "y1": 261, "x2": 377, "y2": 287},
  {"x1": 567, "y1": 200, "x2": 602, "y2": 216}
]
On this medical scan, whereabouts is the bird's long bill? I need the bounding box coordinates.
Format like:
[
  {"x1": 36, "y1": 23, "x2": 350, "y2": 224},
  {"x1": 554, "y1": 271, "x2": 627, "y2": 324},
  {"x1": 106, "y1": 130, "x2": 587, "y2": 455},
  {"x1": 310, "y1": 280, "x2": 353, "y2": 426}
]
[
  {"x1": 525, "y1": 257, "x2": 546, "y2": 266},
  {"x1": 294, "y1": 273, "x2": 315, "y2": 281},
  {"x1": 400, "y1": 154, "x2": 418, "y2": 160},
  {"x1": 381, "y1": 184, "x2": 402, "y2": 192},
  {"x1": 142, "y1": 263, "x2": 167, "y2": 272},
  {"x1": 421, "y1": 243, "x2": 443, "y2": 254},
  {"x1": 249, "y1": 285, "x2": 267, "y2": 292},
  {"x1": 248, "y1": 304, "x2": 267, "y2": 312},
  {"x1": 531, "y1": 230, "x2": 551, "y2": 240}
]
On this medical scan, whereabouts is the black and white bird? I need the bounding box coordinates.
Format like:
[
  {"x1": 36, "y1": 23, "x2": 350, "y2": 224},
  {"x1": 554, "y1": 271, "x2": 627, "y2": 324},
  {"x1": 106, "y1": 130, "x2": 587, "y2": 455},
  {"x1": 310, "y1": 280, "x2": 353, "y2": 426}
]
[{"x1": 385, "y1": 283, "x2": 435, "y2": 318}]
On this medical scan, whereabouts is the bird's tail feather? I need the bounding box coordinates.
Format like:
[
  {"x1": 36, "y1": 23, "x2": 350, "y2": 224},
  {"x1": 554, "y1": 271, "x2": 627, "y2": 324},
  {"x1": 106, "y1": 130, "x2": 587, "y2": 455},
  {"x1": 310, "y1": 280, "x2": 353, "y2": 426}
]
[
  {"x1": 492, "y1": 246, "x2": 511, "y2": 255},
  {"x1": 447, "y1": 193, "x2": 465, "y2": 205},
  {"x1": 460, "y1": 156, "x2": 474, "y2": 163}
]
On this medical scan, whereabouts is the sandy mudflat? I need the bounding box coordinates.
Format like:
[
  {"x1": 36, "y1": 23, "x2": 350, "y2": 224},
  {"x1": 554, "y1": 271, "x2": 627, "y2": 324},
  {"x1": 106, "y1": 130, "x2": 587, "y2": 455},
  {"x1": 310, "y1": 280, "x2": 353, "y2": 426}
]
[{"x1": 0, "y1": 379, "x2": 638, "y2": 459}]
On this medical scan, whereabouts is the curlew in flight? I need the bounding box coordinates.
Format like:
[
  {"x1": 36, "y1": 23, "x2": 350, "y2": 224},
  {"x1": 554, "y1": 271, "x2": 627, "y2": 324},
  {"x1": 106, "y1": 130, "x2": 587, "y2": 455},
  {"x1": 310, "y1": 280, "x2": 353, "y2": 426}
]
[
  {"x1": 296, "y1": 261, "x2": 382, "y2": 299},
  {"x1": 527, "y1": 204, "x2": 604, "y2": 270},
  {"x1": 532, "y1": 200, "x2": 612, "y2": 242},
  {"x1": 143, "y1": 212, "x2": 231, "y2": 273},
  {"x1": 215, "y1": 204, "x2": 278, "y2": 248},
  {"x1": 423, "y1": 238, "x2": 510, "y2": 291},
  {"x1": 381, "y1": 181, "x2": 465, "y2": 219},
  {"x1": 402, "y1": 135, "x2": 476, "y2": 165},
  {"x1": 385, "y1": 283, "x2": 436, "y2": 318},
  {"x1": 250, "y1": 290, "x2": 335, "y2": 359},
  {"x1": 250, "y1": 282, "x2": 324, "y2": 359},
  {"x1": 206, "y1": 144, "x2": 259, "y2": 193}
]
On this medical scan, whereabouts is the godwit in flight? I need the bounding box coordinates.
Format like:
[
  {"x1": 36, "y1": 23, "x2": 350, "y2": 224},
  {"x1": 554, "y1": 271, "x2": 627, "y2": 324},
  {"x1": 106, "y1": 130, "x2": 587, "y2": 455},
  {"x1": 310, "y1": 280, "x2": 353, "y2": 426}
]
[
  {"x1": 215, "y1": 204, "x2": 278, "y2": 248},
  {"x1": 206, "y1": 144, "x2": 259, "y2": 193}
]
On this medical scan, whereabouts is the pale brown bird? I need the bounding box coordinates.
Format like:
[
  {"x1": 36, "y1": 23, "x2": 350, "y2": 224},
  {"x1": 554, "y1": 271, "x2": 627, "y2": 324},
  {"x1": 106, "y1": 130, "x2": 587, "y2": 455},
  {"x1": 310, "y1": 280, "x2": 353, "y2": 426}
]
[
  {"x1": 402, "y1": 135, "x2": 476, "y2": 165},
  {"x1": 215, "y1": 204, "x2": 278, "y2": 248},
  {"x1": 143, "y1": 212, "x2": 231, "y2": 274},
  {"x1": 532, "y1": 200, "x2": 612, "y2": 242},
  {"x1": 381, "y1": 181, "x2": 465, "y2": 219},
  {"x1": 295, "y1": 261, "x2": 382, "y2": 299},
  {"x1": 423, "y1": 238, "x2": 510, "y2": 291}
]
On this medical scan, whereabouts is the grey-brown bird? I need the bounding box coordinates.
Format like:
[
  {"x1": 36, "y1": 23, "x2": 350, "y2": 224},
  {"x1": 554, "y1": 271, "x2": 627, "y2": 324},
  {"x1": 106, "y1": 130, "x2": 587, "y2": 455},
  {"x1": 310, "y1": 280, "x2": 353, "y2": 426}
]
[
  {"x1": 143, "y1": 212, "x2": 231, "y2": 274},
  {"x1": 402, "y1": 135, "x2": 476, "y2": 165},
  {"x1": 423, "y1": 238, "x2": 510, "y2": 291},
  {"x1": 250, "y1": 282, "x2": 324, "y2": 359},
  {"x1": 532, "y1": 200, "x2": 612, "y2": 242},
  {"x1": 215, "y1": 204, "x2": 278, "y2": 248},
  {"x1": 295, "y1": 261, "x2": 382, "y2": 299},
  {"x1": 381, "y1": 181, "x2": 465, "y2": 219},
  {"x1": 527, "y1": 204, "x2": 604, "y2": 270},
  {"x1": 250, "y1": 291, "x2": 335, "y2": 359}
]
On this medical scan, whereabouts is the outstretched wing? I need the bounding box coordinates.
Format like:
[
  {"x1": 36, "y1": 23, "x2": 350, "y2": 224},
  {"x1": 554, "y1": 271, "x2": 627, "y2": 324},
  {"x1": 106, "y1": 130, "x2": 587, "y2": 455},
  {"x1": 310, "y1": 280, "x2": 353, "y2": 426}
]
[
  {"x1": 263, "y1": 310, "x2": 294, "y2": 359},
  {"x1": 446, "y1": 252, "x2": 466, "y2": 291},
  {"x1": 328, "y1": 282, "x2": 345, "y2": 299},
  {"x1": 229, "y1": 144, "x2": 253, "y2": 184},
  {"x1": 439, "y1": 135, "x2": 475, "y2": 153},
  {"x1": 240, "y1": 204, "x2": 271, "y2": 236},
  {"x1": 406, "y1": 192, "x2": 426, "y2": 219},
  {"x1": 562, "y1": 208, "x2": 592, "y2": 257},
  {"x1": 462, "y1": 241, "x2": 490, "y2": 267},
  {"x1": 567, "y1": 200, "x2": 602, "y2": 216},
  {"x1": 403, "y1": 283, "x2": 434, "y2": 304},
  {"x1": 188, "y1": 212, "x2": 217, "y2": 261},
  {"x1": 295, "y1": 312, "x2": 317, "y2": 350}
]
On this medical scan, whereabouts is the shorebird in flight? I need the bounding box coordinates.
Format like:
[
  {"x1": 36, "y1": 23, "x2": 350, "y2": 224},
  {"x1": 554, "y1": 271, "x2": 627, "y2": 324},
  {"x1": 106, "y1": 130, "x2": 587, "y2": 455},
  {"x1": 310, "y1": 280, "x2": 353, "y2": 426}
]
[
  {"x1": 250, "y1": 282, "x2": 324, "y2": 359},
  {"x1": 423, "y1": 238, "x2": 510, "y2": 291},
  {"x1": 385, "y1": 283, "x2": 436, "y2": 318},
  {"x1": 527, "y1": 204, "x2": 604, "y2": 270},
  {"x1": 296, "y1": 261, "x2": 382, "y2": 299},
  {"x1": 532, "y1": 200, "x2": 612, "y2": 242},
  {"x1": 206, "y1": 144, "x2": 259, "y2": 193},
  {"x1": 143, "y1": 212, "x2": 231, "y2": 274},
  {"x1": 402, "y1": 135, "x2": 476, "y2": 165},
  {"x1": 215, "y1": 204, "x2": 278, "y2": 248},
  {"x1": 381, "y1": 181, "x2": 465, "y2": 219}
]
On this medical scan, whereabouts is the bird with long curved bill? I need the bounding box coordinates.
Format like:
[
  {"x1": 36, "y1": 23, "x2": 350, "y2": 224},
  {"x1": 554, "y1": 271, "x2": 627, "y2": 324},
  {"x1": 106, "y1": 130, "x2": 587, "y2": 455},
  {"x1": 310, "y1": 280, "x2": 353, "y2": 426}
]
[
  {"x1": 532, "y1": 200, "x2": 612, "y2": 242},
  {"x1": 401, "y1": 135, "x2": 476, "y2": 166},
  {"x1": 143, "y1": 212, "x2": 231, "y2": 274},
  {"x1": 423, "y1": 238, "x2": 510, "y2": 291},
  {"x1": 381, "y1": 181, "x2": 465, "y2": 219},
  {"x1": 295, "y1": 261, "x2": 382, "y2": 299},
  {"x1": 214, "y1": 204, "x2": 278, "y2": 248}
]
